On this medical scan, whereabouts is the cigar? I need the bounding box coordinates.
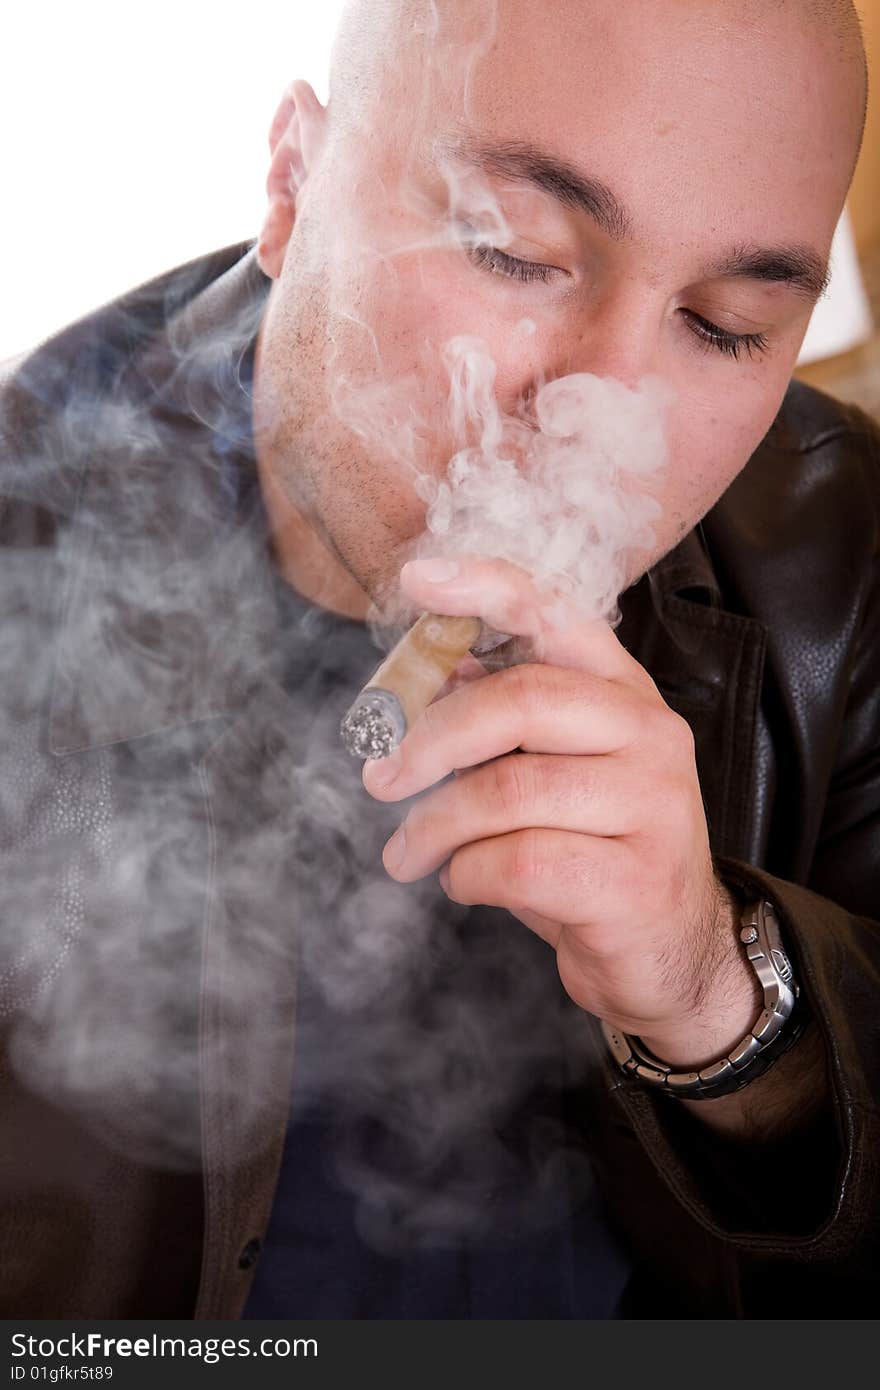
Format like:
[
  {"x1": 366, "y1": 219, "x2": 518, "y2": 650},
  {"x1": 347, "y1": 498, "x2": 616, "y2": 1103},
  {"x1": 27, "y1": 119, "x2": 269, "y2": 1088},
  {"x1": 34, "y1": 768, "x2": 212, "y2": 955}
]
[{"x1": 340, "y1": 612, "x2": 485, "y2": 760}]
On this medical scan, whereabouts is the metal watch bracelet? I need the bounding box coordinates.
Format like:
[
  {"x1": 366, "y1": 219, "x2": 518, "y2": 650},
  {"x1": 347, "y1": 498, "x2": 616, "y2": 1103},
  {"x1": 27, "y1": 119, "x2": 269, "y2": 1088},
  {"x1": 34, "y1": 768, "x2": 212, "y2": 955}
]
[{"x1": 601, "y1": 898, "x2": 805, "y2": 1100}]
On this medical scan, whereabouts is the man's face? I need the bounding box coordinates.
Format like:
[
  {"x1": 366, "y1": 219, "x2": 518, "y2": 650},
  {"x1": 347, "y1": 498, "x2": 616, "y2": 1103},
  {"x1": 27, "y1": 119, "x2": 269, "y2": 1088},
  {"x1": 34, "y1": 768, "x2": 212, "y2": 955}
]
[{"x1": 255, "y1": 0, "x2": 861, "y2": 615}]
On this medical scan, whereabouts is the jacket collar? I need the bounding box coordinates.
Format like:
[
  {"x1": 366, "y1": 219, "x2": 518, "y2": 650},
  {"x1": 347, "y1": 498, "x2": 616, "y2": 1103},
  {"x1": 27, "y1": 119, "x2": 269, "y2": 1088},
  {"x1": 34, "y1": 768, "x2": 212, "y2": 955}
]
[
  {"x1": 48, "y1": 247, "x2": 277, "y2": 755},
  {"x1": 651, "y1": 523, "x2": 721, "y2": 608}
]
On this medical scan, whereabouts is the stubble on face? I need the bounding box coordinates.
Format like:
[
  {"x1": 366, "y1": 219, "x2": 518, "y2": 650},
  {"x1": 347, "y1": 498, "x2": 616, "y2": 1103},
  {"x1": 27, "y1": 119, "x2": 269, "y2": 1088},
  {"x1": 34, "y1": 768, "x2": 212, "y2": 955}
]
[{"x1": 253, "y1": 0, "x2": 867, "y2": 619}]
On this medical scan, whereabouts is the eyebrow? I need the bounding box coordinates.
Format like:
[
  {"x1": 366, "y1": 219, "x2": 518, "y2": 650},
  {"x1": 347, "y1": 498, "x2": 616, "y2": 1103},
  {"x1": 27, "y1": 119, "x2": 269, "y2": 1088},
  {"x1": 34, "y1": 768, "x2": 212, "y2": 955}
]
[
  {"x1": 450, "y1": 136, "x2": 829, "y2": 301},
  {"x1": 705, "y1": 247, "x2": 830, "y2": 302},
  {"x1": 452, "y1": 137, "x2": 632, "y2": 239}
]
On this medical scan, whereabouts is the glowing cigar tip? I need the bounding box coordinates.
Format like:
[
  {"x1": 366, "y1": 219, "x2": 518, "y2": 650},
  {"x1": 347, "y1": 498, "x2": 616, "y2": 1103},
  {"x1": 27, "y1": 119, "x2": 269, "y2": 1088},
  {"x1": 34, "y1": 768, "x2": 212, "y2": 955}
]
[{"x1": 340, "y1": 688, "x2": 407, "y2": 760}]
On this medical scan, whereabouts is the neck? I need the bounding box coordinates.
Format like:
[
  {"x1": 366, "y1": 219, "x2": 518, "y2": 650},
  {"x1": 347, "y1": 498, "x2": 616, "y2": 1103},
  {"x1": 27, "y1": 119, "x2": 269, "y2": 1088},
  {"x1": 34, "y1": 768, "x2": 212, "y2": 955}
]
[
  {"x1": 255, "y1": 449, "x2": 372, "y2": 622},
  {"x1": 251, "y1": 335, "x2": 372, "y2": 623}
]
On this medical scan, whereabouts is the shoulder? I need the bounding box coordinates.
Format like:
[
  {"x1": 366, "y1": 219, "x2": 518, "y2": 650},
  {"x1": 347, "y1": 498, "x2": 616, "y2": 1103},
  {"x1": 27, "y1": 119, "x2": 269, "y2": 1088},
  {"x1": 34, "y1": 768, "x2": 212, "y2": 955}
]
[
  {"x1": 757, "y1": 378, "x2": 879, "y2": 509},
  {"x1": 698, "y1": 380, "x2": 878, "y2": 675},
  {"x1": 774, "y1": 377, "x2": 879, "y2": 448},
  {"x1": 0, "y1": 243, "x2": 256, "y2": 530},
  {"x1": 2, "y1": 242, "x2": 254, "y2": 411},
  {"x1": 708, "y1": 380, "x2": 879, "y2": 566}
]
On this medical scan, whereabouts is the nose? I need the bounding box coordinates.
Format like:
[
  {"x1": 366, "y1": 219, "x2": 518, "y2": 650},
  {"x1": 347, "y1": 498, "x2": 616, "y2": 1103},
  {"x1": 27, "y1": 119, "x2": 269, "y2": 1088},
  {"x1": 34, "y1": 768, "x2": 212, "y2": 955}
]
[{"x1": 539, "y1": 288, "x2": 662, "y2": 393}]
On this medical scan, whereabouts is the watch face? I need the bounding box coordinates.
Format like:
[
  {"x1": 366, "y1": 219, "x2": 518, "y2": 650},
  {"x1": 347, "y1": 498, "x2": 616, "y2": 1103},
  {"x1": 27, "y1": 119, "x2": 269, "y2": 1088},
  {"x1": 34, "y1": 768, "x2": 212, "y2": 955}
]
[{"x1": 771, "y1": 947, "x2": 794, "y2": 984}]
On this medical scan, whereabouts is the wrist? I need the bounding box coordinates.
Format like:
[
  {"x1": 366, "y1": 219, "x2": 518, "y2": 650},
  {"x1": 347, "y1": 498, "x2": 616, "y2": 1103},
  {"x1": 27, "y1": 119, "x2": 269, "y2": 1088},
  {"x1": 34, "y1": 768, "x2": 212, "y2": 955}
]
[
  {"x1": 641, "y1": 882, "x2": 761, "y2": 1069},
  {"x1": 602, "y1": 897, "x2": 804, "y2": 1101},
  {"x1": 641, "y1": 946, "x2": 763, "y2": 1069}
]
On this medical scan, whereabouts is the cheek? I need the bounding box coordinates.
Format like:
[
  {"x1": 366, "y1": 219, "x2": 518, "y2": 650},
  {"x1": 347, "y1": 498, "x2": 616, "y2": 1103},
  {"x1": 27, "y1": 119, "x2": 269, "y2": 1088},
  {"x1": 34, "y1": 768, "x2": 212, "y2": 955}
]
[
  {"x1": 662, "y1": 371, "x2": 791, "y2": 517},
  {"x1": 325, "y1": 256, "x2": 535, "y2": 478},
  {"x1": 348, "y1": 259, "x2": 487, "y2": 372}
]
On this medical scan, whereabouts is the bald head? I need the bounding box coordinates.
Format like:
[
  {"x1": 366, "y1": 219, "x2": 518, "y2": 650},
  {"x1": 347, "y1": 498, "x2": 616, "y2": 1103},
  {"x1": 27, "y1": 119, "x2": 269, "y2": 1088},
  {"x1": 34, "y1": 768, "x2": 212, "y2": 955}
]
[
  {"x1": 810, "y1": 0, "x2": 869, "y2": 155},
  {"x1": 257, "y1": 0, "x2": 871, "y2": 625},
  {"x1": 328, "y1": 0, "x2": 868, "y2": 177}
]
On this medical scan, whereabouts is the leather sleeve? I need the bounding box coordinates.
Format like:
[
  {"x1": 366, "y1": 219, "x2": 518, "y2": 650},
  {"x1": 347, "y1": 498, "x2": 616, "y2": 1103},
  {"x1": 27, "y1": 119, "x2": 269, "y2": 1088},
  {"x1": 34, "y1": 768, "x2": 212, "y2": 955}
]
[
  {"x1": 597, "y1": 864, "x2": 879, "y2": 1314},
  {"x1": 597, "y1": 414, "x2": 880, "y2": 1315},
  {"x1": 807, "y1": 421, "x2": 880, "y2": 921}
]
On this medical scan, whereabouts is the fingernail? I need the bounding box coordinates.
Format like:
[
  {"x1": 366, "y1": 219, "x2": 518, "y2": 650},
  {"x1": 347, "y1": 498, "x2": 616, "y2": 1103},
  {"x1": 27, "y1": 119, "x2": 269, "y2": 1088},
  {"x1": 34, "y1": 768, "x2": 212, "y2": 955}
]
[
  {"x1": 383, "y1": 824, "x2": 407, "y2": 873},
  {"x1": 404, "y1": 558, "x2": 460, "y2": 583},
  {"x1": 364, "y1": 746, "x2": 402, "y2": 789},
  {"x1": 438, "y1": 862, "x2": 450, "y2": 893}
]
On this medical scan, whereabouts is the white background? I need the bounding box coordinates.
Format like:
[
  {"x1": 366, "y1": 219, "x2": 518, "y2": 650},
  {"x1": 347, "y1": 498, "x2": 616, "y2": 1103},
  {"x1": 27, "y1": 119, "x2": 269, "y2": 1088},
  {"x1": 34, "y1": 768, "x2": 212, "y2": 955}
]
[
  {"x1": 0, "y1": 2, "x2": 344, "y2": 359},
  {"x1": 0, "y1": 0, "x2": 870, "y2": 362}
]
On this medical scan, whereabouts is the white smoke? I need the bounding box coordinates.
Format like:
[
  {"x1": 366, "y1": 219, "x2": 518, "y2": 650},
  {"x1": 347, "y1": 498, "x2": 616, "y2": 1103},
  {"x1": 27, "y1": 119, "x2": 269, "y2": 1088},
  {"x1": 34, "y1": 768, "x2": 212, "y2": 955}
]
[
  {"x1": 0, "y1": 0, "x2": 672, "y2": 1282},
  {"x1": 416, "y1": 336, "x2": 669, "y2": 625}
]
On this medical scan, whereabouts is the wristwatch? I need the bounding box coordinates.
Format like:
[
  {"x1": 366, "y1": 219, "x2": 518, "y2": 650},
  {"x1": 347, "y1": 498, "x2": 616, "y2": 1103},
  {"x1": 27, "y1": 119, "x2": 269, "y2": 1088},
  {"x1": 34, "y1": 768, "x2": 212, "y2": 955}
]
[{"x1": 601, "y1": 898, "x2": 806, "y2": 1100}]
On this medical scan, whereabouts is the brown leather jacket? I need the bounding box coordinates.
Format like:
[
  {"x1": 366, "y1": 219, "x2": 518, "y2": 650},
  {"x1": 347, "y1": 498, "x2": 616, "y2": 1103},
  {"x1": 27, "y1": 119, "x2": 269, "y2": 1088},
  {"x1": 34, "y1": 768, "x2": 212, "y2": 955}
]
[{"x1": 1, "y1": 244, "x2": 877, "y2": 1318}]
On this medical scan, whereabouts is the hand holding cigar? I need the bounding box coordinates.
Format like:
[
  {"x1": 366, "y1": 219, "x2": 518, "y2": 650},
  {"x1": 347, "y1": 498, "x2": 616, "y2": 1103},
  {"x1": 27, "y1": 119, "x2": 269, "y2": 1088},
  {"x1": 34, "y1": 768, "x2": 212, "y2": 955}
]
[{"x1": 359, "y1": 553, "x2": 757, "y2": 1098}]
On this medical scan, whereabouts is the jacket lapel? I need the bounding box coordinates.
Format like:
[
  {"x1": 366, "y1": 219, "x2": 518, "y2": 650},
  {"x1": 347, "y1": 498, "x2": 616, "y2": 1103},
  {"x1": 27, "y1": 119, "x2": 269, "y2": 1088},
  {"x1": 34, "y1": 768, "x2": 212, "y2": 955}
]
[{"x1": 617, "y1": 530, "x2": 768, "y2": 864}]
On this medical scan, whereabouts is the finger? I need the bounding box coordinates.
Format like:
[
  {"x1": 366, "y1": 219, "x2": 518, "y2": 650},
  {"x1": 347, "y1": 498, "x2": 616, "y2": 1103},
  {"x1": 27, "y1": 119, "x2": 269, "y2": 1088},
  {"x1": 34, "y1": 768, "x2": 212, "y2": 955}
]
[
  {"x1": 363, "y1": 662, "x2": 653, "y2": 801},
  {"x1": 400, "y1": 554, "x2": 651, "y2": 688},
  {"x1": 439, "y1": 826, "x2": 633, "y2": 928},
  {"x1": 383, "y1": 752, "x2": 641, "y2": 883},
  {"x1": 432, "y1": 650, "x2": 488, "y2": 701}
]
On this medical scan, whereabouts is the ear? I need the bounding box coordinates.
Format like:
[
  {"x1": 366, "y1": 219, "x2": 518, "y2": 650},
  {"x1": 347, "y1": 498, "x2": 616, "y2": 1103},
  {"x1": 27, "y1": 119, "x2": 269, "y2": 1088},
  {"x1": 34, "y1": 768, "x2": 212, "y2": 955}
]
[{"x1": 257, "y1": 80, "x2": 327, "y2": 280}]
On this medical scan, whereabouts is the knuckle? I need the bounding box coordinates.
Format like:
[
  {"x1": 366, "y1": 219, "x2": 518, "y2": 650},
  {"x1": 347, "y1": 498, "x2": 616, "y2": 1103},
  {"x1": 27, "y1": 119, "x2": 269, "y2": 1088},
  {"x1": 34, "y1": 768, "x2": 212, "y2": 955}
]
[
  {"x1": 443, "y1": 851, "x2": 467, "y2": 904},
  {"x1": 637, "y1": 703, "x2": 694, "y2": 763},
  {"x1": 510, "y1": 828, "x2": 544, "y2": 888},
  {"x1": 639, "y1": 700, "x2": 672, "y2": 744},
  {"x1": 634, "y1": 666, "x2": 662, "y2": 700},
  {"x1": 666, "y1": 709, "x2": 696, "y2": 758},
  {"x1": 488, "y1": 753, "x2": 532, "y2": 820},
  {"x1": 612, "y1": 685, "x2": 648, "y2": 743},
  {"x1": 500, "y1": 661, "x2": 545, "y2": 718}
]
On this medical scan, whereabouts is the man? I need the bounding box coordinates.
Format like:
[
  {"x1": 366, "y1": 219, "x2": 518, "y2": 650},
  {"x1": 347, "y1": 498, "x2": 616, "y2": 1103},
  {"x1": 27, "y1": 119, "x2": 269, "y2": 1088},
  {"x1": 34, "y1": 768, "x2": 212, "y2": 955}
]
[{"x1": 0, "y1": 0, "x2": 877, "y2": 1317}]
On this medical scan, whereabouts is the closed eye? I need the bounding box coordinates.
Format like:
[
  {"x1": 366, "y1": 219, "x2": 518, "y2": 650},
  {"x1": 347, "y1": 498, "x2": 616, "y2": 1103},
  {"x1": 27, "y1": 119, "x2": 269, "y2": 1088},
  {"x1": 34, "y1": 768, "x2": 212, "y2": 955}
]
[
  {"x1": 457, "y1": 223, "x2": 564, "y2": 285},
  {"x1": 681, "y1": 309, "x2": 769, "y2": 361},
  {"x1": 468, "y1": 242, "x2": 561, "y2": 284}
]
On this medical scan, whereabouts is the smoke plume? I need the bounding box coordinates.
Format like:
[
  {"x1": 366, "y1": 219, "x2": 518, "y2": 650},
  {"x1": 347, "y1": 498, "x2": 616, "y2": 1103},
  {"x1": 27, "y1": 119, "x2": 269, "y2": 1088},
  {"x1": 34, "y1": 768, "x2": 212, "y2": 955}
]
[{"x1": 0, "y1": 0, "x2": 672, "y2": 1268}]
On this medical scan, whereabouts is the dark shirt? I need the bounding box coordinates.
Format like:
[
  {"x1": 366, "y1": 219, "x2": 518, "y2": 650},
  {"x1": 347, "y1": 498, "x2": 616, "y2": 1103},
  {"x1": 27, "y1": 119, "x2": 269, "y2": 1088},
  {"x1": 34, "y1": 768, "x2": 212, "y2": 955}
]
[{"x1": 240, "y1": 569, "x2": 630, "y2": 1318}]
